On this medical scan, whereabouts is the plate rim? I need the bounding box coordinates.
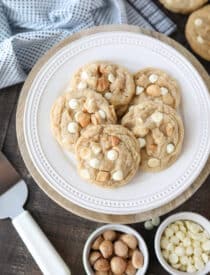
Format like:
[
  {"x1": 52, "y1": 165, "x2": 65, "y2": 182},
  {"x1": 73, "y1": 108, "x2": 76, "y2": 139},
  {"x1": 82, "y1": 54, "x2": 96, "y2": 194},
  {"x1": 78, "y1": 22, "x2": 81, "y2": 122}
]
[{"x1": 17, "y1": 25, "x2": 210, "y2": 221}]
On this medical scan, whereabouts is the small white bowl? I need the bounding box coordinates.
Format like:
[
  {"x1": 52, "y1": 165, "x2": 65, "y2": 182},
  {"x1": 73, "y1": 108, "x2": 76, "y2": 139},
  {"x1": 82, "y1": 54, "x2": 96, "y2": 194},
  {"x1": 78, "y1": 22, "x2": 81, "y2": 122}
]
[
  {"x1": 155, "y1": 212, "x2": 210, "y2": 275},
  {"x1": 83, "y1": 224, "x2": 149, "y2": 275}
]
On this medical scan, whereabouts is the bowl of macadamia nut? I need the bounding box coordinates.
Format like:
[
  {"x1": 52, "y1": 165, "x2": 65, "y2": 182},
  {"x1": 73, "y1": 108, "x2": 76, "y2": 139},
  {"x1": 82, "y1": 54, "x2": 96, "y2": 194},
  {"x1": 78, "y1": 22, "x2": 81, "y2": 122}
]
[
  {"x1": 83, "y1": 224, "x2": 149, "y2": 275},
  {"x1": 155, "y1": 212, "x2": 210, "y2": 275}
]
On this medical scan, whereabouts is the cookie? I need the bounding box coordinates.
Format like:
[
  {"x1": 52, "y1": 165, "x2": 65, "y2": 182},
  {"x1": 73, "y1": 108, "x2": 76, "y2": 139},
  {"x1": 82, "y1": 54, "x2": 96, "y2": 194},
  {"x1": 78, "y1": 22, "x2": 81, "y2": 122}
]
[
  {"x1": 70, "y1": 62, "x2": 135, "y2": 117},
  {"x1": 121, "y1": 101, "x2": 184, "y2": 172},
  {"x1": 50, "y1": 89, "x2": 117, "y2": 152},
  {"x1": 186, "y1": 5, "x2": 210, "y2": 61},
  {"x1": 75, "y1": 125, "x2": 140, "y2": 188},
  {"x1": 132, "y1": 68, "x2": 180, "y2": 109},
  {"x1": 159, "y1": 0, "x2": 208, "y2": 14}
]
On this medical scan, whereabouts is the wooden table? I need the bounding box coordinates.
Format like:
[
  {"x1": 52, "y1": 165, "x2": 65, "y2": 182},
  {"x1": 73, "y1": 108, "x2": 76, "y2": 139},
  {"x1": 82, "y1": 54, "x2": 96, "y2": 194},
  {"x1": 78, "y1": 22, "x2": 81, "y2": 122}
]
[{"x1": 0, "y1": 2, "x2": 209, "y2": 274}]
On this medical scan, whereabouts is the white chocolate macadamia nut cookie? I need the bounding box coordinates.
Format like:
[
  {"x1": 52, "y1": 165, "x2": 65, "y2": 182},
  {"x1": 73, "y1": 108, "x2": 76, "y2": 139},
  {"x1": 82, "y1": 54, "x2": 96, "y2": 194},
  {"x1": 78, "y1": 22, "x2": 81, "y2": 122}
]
[
  {"x1": 50, "y1": 89, "x2": 117, "y2": 152},
  {"x1": 121, "y1": 101, "x2": 184, "y2": 172},
  {"x1": 133, "y1": 68, "x2": 180, "y2": 109},
  {"x1": 186, "y1": 5, "x2": 210, "y2": 61},
  {"x1": 75, "y1": 125, "x2": 140, "y2": 187},
  {"x1": 70, "y1": 62, "x2": 135, "y2": 116},
  {"x1": 159, "y1": 0, "x2": 208, "y2": 14}
]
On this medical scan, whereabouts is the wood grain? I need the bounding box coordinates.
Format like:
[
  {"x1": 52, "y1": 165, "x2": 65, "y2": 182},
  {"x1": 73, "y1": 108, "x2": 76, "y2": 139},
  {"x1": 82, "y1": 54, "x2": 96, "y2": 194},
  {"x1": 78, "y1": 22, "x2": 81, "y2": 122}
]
[
  {"x1": 16, "y1": 25, "x2": 210, "y2": 224},
  {"x1": 0, "y1": 4, "x2": 210, "y2": 274}
]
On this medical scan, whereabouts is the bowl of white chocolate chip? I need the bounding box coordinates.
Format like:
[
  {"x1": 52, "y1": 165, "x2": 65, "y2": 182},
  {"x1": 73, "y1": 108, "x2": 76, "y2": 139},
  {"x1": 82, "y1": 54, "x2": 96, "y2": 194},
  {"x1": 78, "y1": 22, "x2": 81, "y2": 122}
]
[
  {"x1": 155, "y1": 212, "x2": 210, "y2": 274},
  {"x1": 83, "y1": 224, "x2": 149, "y2": 275}
]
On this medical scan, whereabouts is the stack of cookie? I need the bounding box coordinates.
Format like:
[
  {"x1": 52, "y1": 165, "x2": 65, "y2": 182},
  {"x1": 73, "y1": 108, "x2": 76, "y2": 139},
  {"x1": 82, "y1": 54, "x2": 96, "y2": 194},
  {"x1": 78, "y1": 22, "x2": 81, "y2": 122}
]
[
  {"x1": 159, "y1": 0, "x2": 210, "y2": 61},
  {"x1": 51, "y1": 62, "x2": 184, "y2": 188}
]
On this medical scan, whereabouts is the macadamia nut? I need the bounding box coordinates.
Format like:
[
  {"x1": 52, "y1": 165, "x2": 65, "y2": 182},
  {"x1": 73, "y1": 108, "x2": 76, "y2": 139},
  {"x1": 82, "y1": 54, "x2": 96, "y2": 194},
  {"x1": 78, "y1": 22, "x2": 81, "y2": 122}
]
[
  {"x1": 114, "y1": 240, "x2": 128, "y2": 258},
  {"x1": 99, "y1": 240, "x2": 113, "y2": 258},
  {"x1": 120, "y1": 234, "x2": 138, "y2": 250}
]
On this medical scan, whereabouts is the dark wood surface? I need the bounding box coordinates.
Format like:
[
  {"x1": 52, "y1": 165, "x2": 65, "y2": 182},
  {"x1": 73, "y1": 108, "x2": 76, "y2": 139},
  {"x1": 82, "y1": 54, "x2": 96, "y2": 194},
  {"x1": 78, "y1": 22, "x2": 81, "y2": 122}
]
[{"x1": 0, "y1": 2, "x2": 209, "y2": 274}]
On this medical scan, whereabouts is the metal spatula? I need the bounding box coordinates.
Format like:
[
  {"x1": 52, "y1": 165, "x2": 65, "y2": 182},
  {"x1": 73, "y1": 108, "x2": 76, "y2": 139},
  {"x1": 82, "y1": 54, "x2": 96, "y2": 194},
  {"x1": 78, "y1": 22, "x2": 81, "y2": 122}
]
[{"x1": 0, "y1": 152, "x2": 70, "y2": 275}]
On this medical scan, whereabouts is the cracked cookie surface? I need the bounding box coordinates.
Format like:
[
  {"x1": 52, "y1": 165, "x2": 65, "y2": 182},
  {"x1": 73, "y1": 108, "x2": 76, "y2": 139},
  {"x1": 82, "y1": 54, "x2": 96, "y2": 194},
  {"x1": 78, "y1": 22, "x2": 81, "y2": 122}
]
[
  {"x1": 50, "y1": 89, "x2": 117, "y2": 152},
  {"x1": 75, "y1": 125, "x2": 140, "y2": 188},
  {"x1": 70, "y1": 62, "x2": 135, "y2": 117},
  {"x1": 132, "y1": 68, "x2": 180, "y2": 109},
  {"x1": 121, "y1": 101, "x2": 184, "y2": 172}
]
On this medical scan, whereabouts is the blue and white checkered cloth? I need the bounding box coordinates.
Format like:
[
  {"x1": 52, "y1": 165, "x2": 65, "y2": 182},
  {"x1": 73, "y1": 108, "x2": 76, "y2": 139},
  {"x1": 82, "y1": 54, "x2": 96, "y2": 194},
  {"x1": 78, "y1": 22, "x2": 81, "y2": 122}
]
[{"x1": 0, "y1": 0, "x2": 176, "y2": 89}]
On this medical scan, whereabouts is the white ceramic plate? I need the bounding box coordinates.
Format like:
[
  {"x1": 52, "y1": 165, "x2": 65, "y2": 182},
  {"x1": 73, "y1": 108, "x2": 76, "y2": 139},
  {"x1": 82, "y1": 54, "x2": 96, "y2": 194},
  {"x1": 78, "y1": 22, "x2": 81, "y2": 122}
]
[{"x1": 24, "y1": 31, "x2": 210, "y2": 215}]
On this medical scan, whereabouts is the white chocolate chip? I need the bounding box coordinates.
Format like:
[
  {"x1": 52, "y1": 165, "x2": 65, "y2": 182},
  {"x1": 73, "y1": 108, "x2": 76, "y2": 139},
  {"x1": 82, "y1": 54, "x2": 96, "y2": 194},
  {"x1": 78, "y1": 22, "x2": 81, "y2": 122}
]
[
  {"x1": 104, "y1": 92, "x2": 112, "y2": 100},
  {"x1": 171, "y1": 224, "x2": 179, "y2": 232},
  {"x1": 138, "y1": 138, "x2": 146, "y2": 148},
  {"x1": 162, "y1": 250, "x2": 169, "y2": 260},
  {"x1": 107, "y1": 149, "x2": 118, "y2": 161},
  {"x1": 180, "y1": 225, "x2": 187, "y2": 233},
  {"x1": 176, "y1": 231, "x2": 185, "y2": 241},
  {"x1": 98, "y1": 110, "x2": 106, "y2": 119},
  {"x1": 202, "y1": 240, "x2": 210, "y2": 251},
  {"x1": 202, "y1": 253, "x2": 209, "y2": 264},
  {"x1": 172, "y1": 263, "x2": 181, "y2": 269},
  {"x1": 108, "y1": 73, "x2": 115, "y2": 83},
  {"x1": 81, "y1": 71, "x2": 89, "y2": 80},
  {"x1": 69, "y1": 98, "x2": 78, "y2": 109},
  {"x1": 92, "y1": 144, "x2": 101, "y2": 155},
  {"x1": 194, "y1": 247, "x2": 202, "y2": 256},
  {"x1": 74, "y1": 111, "x2": 83, "y2": 122},
  {"x1": 166, "y1": 243, "x2": 174, "y2": 251},
  {"x1": 170, "y1": 236, "x2": 179, "y2": 245},
  {"x1": 183, "y1": 237, "x2": 191, "y2": 247},
  {"x1": 187, "y1": 265, "x2": 196, "y2": 273},
  {"x1": 165, "y1": 227, "x2": 174, "y2": 238},
  {"x1": 180, "y1": 256, "x2": 189, "y2": 265},
  {"x1": 194, "y1": 257, "x2": 204, "y2": 270},
  {"x1": 160, "y1": 237, "x2": 169, "y2": 249},
  {"x1": 148, "y1": 158, "x2": 160, "y2": 168},
  {"x1": 152, "y1": 216, "x2": 160, "y2": 226},
  {"x1": 186, "y1": 246, "x2": 193, "y2": 256},
  {"x1": 194, "y1": 18, "x2": 203, "y2": 26},
  {"x1": 80, "y1": 169, "x2": 90, "y2": 179},
  {"x1": 190, "y1": 223, "x2": 202, "y2": 234},
  {"x1": 144, "y1": 220, "x2": 154, "y2": 230},
  {"x1": 166, "y1": 144, "x2": 175, "y2": 154},
  {"x1": 197, "y1": 35, "x2": 204, "y2": 44},
  {"x1": 160, "y1": 87, "x2": 169, "y2": 95},
  {"x1": 89, "y1": 158, "x2": 100, "y2": 169},
  {"x1": 67, "y1": 122, "x2": 78, "y2": 133},
  {"x1": 175, "y1": 220, "x2": 184, "y2": 227},
  {"x1": 136, "y1": 86, "x2": 144, "y2": 95},
  {"x1": 175, "y1": 246, "x2": 185, "y2": 256},
  {"x1": 149, "y1": 74, "x2": 158, "y2": 83},
  {"x1": 77, "y1": 81, "x2": 87, "y2": 90},
  {"x1": 151, "y1": 111, "x2": 163, "y2": 124},
  {"x1": 112, "y1": 170, "x2": 123, "y2": 181},
  {"x1": 169, "y1": 253, "x2": 178, "y2": 264}
]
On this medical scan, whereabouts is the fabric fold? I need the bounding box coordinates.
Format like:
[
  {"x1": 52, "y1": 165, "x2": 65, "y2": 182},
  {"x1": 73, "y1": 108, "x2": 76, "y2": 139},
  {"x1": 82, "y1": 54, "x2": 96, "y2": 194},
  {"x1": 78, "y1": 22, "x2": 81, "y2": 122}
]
[{"x1": 0, "y1": 0, "x2": 176, "y2": 89}]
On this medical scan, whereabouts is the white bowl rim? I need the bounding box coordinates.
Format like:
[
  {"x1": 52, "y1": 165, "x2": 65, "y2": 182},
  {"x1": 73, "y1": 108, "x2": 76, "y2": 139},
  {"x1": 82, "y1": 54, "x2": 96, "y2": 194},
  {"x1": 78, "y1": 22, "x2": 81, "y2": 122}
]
[
  {"x1": 154, "y1": 212, "x2": 210, "y2": 275},
  {"x1": 83, "y1": 224, "x2": 149, "y2": 275}
]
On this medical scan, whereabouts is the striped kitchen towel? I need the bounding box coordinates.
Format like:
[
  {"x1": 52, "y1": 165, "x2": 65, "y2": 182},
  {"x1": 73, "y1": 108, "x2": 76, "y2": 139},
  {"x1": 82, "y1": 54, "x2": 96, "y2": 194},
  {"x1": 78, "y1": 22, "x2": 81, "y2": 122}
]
[{"x1": 0, "y1": 0, "x2": 176, "y2": 89}]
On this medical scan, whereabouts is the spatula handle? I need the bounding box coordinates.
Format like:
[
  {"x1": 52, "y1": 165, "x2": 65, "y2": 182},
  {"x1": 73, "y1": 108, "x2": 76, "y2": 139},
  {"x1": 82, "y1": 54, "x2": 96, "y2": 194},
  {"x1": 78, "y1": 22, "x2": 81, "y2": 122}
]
[{"x1": 12, "y1": 210, "x2": 71, "y2": 275}]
